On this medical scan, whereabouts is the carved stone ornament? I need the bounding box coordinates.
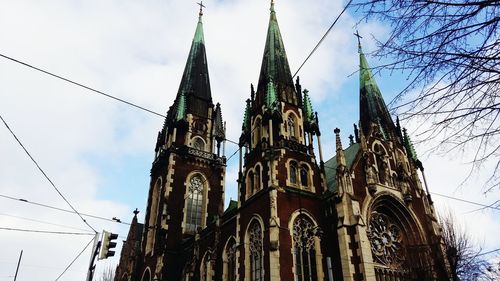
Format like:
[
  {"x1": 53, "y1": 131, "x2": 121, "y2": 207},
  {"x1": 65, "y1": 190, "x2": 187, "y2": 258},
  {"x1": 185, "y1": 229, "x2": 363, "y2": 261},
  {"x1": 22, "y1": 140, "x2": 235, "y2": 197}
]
[
  {"x1": 292, "y1": 217, "x2": 316, "y2": 251},
  {"x1": 367, "y1": 212, "x2": 405, "y2": 268}
]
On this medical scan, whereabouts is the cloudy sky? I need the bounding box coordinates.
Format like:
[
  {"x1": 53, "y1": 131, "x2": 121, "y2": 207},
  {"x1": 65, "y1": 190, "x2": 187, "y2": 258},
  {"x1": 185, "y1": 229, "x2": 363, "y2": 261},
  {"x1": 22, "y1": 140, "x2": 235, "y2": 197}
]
[{"x1": 0, "y1": 0, "x2": 498, "y2": 280}]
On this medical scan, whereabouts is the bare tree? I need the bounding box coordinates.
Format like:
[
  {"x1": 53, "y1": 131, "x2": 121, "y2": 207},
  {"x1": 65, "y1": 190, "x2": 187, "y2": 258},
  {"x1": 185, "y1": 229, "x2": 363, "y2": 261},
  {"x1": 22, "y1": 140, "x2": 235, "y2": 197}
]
[
  {"x1": 440, "y1": 212, "x2": 499, "y2": 281},
  {"x1": 352, "y1": 0, "x2": 500, "y2": 190}
]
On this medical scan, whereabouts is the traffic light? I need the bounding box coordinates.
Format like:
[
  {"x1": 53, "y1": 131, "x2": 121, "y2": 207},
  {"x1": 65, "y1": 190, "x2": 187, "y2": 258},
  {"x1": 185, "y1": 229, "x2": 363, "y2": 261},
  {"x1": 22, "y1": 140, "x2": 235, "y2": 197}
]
[{"x1": 99, "y1": 230, "x2": 118, "y2": 260}]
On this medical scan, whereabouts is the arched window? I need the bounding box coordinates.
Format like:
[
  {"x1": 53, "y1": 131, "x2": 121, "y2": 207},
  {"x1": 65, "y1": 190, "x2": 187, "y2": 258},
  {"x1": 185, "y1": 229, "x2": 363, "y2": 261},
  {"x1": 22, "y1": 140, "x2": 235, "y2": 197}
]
[
  {"x1": 146, "y1": 178, "x2": 162, "y2": 254},
  {"x1": 200, "y1": 253, "x2": 212, "y2": 281},
  {"x1": 141, "y1": 268, "x2": 152, "y2": 281},
  {"x1": 185, "y1": 175, "x2": 204, "y2": 233},
  {"x1": 193, "y1": 137, "x2": 205, "y2": 151},
  {"x1": 290, "y1": 161, "x2": 298, "y2": 184},
  {"x1": 247, "y1": 171, "x2": 255, "y2": 196},
  {"x1": 253, "y1": 118, "x2": 262, "y2": 147},
  {"x1": 255, "y1": 166, "x2": 261, "y2": 192},
  {"x1": 248, "y1": 220, "x2": 263, "y2": 281},
  {"x1": 300, "y1": 166, "x2": 309, "y2": 188},
  {"x1": 224, "y1": 238, "x2": 237, "y2": 281},
  {"x1": 292, "y1": 216, "x2": 318, "y2": 281},
  {"x1": 288, "y1": 115, "x2": 296, "y2": 139}
]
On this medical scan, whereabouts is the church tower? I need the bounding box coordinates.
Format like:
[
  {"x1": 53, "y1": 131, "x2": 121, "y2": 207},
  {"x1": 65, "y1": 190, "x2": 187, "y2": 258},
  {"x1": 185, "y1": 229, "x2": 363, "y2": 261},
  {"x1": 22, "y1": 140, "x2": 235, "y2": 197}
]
[
  {"x1": 236, "y1": 1, "x2": 329, "y2": 280},
  {"x1": 325, "y1": 40, "x2": 450, "y2": 281},
  {"x1": 137, "y1": 7, "x2": 226, "y2": 281}
]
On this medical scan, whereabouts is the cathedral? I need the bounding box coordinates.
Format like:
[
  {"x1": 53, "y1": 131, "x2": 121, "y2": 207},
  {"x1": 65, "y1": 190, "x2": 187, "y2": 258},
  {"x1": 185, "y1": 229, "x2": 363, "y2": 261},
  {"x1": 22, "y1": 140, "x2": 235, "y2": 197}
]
[{"x1": 114, "y1": 2, "x2": 451, "y2": 281}]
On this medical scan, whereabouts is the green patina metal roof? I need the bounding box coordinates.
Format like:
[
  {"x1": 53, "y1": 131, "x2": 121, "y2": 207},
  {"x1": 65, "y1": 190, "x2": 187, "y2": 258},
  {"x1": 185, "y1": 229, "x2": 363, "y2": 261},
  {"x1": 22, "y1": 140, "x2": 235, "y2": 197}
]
[
  {"x1": 224, "y1": 200, "x2": 238, "y2": 215},
  {"x1": 403, "y1": 128, "x2": 418, "y2": 161},
  {"x1": 265, "y1": 78, "x2": 278, "y2": 111},
  {"x1": 302, "y1": 90, "x2": 315, "y2": 125},
  {"x1": 256, "y1": 2, "x2": 294, "y2": 98},
  {"x1": 176, "y1": 15, "x2": 212, "y2": 102},
  {"x1": 324, "y1": 143, "x2": 360, "y2": 192},
  {"x1": 175, "y1": 92, "x2": 186, "y2": 121},
  {"x1": 359, "y1": 47, "x2": 396, "y2": 138}
]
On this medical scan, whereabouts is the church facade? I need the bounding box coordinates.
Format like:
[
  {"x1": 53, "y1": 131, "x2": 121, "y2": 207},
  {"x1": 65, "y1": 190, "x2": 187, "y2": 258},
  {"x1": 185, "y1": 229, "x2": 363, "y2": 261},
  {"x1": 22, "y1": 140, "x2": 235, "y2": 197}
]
[{"x1": 114, "y1": 2, "x2": 450, "y2": 281}]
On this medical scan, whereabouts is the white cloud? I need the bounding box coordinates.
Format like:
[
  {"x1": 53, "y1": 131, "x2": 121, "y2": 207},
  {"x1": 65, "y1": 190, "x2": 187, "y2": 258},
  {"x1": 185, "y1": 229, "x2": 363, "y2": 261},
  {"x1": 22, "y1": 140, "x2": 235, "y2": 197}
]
[{"x1": 0, "y1": 0, "x2": 497, "y2": 280}]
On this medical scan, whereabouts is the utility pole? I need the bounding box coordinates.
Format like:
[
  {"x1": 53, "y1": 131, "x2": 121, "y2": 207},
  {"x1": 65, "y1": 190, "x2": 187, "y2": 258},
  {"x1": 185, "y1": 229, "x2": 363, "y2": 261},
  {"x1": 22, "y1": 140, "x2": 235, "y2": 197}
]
[
  {"x1": 86, "y1": 233, "x2": 101, "y2": 281},
  {"x1": 13, "y1": 250, "x2": 23, "y2": 281}
]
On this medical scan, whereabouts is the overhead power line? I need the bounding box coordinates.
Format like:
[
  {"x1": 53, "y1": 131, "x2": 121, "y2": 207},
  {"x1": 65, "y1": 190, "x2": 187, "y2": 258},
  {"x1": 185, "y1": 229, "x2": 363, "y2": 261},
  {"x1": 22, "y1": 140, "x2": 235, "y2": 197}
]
[
  {"x1": 0, "y1": 194, "x2": 131, "y2": 226},
  {"x1": 292, "y1": 0, "x2": 353, "y2": 78},
  {"x1": 0, "y1": 114, "x2": 97, "y2": 233},
  {"x1": 0, "y1": 213, "x2": 91, "y2": 232},
  {"x1": 0, "y1": 227, "x2": 94, "y2": 236},
  {"x1": 0, "y1": 53, "x2": 165, "y2": 118},
  {"x1": 55, "y1": 236, "x2": 95, "y2": 281},
  {"x1": 430, "y1": 192, "x2": 500, "y2": 211}
]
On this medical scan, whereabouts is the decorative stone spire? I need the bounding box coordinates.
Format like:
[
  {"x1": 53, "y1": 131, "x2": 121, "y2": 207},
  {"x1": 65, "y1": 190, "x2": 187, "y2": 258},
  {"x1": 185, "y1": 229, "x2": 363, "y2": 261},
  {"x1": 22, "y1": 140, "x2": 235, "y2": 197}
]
[
  {"x1": 242, "y1": 99, "x2": 251, "y2": 132},
  {"x1": 403, "y1": 128, "x2": 418, "y2": 162},
  {"x1": 265, "y1": 77, "x2": 278, "y2": 112},
  {"x1": 334, "y1": 128, "x2": 347, "y2": 168},
  {"x1": 358, "y1": 36, "x2": 398, "y2": 141},
  {"x1": 213, "y1": 103, "x2": 225, "y2": 142}
]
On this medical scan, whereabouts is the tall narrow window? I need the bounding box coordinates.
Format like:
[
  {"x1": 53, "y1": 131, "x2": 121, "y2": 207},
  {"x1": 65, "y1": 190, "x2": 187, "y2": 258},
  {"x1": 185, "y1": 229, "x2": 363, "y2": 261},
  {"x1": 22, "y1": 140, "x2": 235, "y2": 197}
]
[
  {"x1": 225, "y1": 239, "x2": 237, "y2": 281},
  {"x1": 186, "y1": 175, "x2": 204, "y2": 233},
  {"x1": 288, "y1": 116, "x2": 296, "y2": 139},
  {"x1": 255, "y1": 166, "x2": 261, "y2": 192},
  {"x1": 146, "y1": 178, "x2": 161, "y2": 254},
  {"x1": 300, "y1": 166, "x2": 309, "y2": 188},
  {"x1": 248, "y1": 171, "x2": 255, "y2": 196},
  {"x1": 293, "y1": 216, "x2": 318, "y2": 281},
  {"x1": 290, "y1": 161, "x2": 298, "y2": 184},
  {"x1": 254, "y1": 119, "x2": 262, "y2": 146},
  {"x1": 249, "y1": 220, "x2": 263, "y2": 281}
]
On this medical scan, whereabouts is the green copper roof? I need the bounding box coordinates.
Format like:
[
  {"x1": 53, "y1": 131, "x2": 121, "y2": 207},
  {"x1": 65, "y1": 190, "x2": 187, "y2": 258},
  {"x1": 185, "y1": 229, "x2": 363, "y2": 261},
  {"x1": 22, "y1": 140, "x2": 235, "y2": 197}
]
[
  {"x1": 324, "y1": 143, "x2": 360, "y2": 192},
  {"x1": 175, "y1": 92, "x2": 186, "y2": 121},
  {"x1": 256, "y1": 2, "x2": 294, "y2": 98},
  {"x1": 359, "y1": 47, "x2": 396, "y2": 138},
  {"x1": 265, "y1": 78, "x2": 278, "y2": 111},
  {"x1": 403, "y1": 128, "x2": 418, "y2": 161},
  {"x1": 302, "y1": 90, "x2": 315, "y2": 125},
  {"x1": 176, "y1": 15, "x2": 212, "y2": 102}
]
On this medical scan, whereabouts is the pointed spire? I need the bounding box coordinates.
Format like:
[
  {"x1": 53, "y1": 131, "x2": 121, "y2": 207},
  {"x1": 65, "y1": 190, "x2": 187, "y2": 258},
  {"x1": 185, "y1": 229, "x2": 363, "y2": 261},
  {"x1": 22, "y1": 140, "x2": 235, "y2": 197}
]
[
  {"x1": 302, "y1": 89, "x2": 315, "y2": 125},
  {"x1": 242, "y1": 99, "x2": 251, "y2": 132},
  {"x1": 403, "y1": 128, "x2": 418, "y2": 161},
  {"x1": 214, "y1": 103, "x2": 225, "y2": 142},
  {"x1": 175, "y1": 92, "x2": 186, "y2": 121},
  {"x1": 256, "y1": 1, "x2": 294, "y2": 100},
  {"x1": 265, "y1": 77, "x2": 278, "y2": 111},
  {"x1": 176, "y1": 7, "x2": 212, "y2": 109},
  {"x1": 334, "y1": 128, "x2": 347, "y2": 168},
  {"x1": 358, "y1": 35, "x2": 397, "y2": 140}
]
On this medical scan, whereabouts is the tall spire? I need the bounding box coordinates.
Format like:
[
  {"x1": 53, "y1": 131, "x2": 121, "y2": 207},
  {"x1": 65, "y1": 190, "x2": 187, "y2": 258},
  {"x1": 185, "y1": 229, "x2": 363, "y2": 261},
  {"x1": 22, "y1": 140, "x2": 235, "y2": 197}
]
[
  {"x1": 358, "y1": 36, "x2": 397, "y2": 140},
  {"x1": 256, "y1": 0, "x2": 295, "y2": 101},
  {"x1": 176, "y1": 6, "x2": 212, "y2": 112}
]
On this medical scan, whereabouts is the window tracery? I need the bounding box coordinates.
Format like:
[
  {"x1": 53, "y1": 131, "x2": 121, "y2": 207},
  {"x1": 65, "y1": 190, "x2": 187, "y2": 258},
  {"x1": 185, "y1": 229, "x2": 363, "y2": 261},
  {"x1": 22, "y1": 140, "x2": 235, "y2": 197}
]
[
  {"x1": 292, "y1": 216, "x2": 318, "y2": 281},
  {"x1": 185, "y1": 175, "x2": 204, "y2": 233},
  {"x1": 225, "y1": 239, "x2": 237, "y2": 281},
  {"x1": 249, "y1": 221, "x2": 263, "y2": 281},
  {"x1": 368, "y1": 212, "x2": 405, "y2": 268}
]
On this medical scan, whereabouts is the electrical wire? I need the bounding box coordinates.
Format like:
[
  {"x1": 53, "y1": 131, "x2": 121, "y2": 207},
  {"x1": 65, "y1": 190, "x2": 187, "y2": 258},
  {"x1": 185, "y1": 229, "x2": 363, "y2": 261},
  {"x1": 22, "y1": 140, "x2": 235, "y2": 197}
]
[
  {"x1": 0, "y1": 227, "x2": 94, "y2": 236},
  {"x1": 0, "y1": 53, "x2": 165, "y2": 118},
  {"x1": 292, "y1": 0, "x2": 353, "y2": 78},
  {"x1": 0, "y1": 114, "x2": 97, "y2": 233},
  {"x1": 54, "y1": 236, "x2": 95, "y2": 281},
  {"x1": 430, "y1": 192, "x2": 500, "y2": 211},
  {"x1": 0, "y1": 213, "x2": 91, "y2": 232},
  {"x1": 0, "y1": 194, "x2": 131, "y2": 226}
]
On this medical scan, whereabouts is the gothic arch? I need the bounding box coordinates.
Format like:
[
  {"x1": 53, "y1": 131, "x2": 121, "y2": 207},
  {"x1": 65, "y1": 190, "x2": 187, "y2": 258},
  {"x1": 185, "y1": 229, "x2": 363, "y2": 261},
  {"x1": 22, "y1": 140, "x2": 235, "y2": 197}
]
[
  {"x1": 182, "y1": 171, "x2": 210, "y2": 234},
  {"x1": 223, "y1": 236, "x2": 237, "y2": 281},
  {"x1": 141, "y1": 267, "x2": 152, "y2": 281},
  {"x1": 146, "y1": 177, "x2": 162, "y2": 254},
  {"x1": 191, "y1": 136, "x2": 206, "y2": 151},
  {"x1": 252, "y1": 115, "x2": 262, "y2": 148},
  {"x1": 246, "y1": 164, "x2": 263, "y2": 198},
  {"x1": 285, "y1": 111, "x2": 299, "y2": 140},
  {"x1": 245, "y1": 216, "x2": 264, "y2": 281},
  {"x1": 200, "y1": 251, "x2": 213, "y2": 281},
  {"x1": 287, "y1": 209, "x2": 325, "y2": 281},
  {"x1": 366, "y1": 194, "x2": 431, "y2": 279}
]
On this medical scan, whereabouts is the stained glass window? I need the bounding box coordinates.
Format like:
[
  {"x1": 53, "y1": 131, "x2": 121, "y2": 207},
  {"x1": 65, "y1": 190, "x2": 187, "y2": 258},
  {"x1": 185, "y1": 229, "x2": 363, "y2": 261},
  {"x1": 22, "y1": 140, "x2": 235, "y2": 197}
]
[
  {"x1": 185, "y1": 175, "x2": 204, "y2": 233},
  {"x1": 249, "y1": 220, "x2": 263, "y2": 281},
  {"x1": 293, "y1": 216, "x2": 318, "y2": 281}
]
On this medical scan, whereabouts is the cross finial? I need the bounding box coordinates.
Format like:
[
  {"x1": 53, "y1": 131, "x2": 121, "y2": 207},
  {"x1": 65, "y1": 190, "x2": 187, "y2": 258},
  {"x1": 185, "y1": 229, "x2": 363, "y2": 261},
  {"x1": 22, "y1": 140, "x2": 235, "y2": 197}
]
[
  {"x1": 133, "y1": 208, "x2": 139, "y2": 216},
  {"x1": 270, "y1": 0, "x2": 275, "y2": 12},
  {"x1": 197, "y1": 1, "x2": 205, "y2": 17},
  {"x1": 354, "y1": 30, "x2": 363, "y2": 53}
]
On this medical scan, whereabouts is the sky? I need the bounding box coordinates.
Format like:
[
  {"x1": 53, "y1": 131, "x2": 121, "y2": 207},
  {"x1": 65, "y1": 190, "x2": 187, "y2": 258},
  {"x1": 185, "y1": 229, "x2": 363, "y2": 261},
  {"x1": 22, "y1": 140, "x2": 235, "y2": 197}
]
[{"x1": 0, "y1": 0, "x2": 498, "y2": 280}]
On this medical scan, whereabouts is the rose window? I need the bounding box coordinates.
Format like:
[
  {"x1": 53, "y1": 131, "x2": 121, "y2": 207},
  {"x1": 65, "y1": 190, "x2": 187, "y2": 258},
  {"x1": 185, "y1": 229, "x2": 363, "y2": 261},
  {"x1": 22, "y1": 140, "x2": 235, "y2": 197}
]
[{"x1": 368, "y1": 212, "x2": 405, "y2": 267}]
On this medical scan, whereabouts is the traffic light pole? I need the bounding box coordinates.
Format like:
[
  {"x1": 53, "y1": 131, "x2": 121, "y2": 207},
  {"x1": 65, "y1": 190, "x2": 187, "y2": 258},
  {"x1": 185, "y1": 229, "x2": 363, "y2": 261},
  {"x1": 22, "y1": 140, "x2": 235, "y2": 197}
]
[{"x1": 86, "y1": 233, "x2": 101, "y2": 281}]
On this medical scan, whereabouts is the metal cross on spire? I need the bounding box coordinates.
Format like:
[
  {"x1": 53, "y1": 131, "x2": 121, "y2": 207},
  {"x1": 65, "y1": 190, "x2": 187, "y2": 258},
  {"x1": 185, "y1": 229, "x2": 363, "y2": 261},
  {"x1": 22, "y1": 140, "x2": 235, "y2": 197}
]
[
  {"x1": 354, "y1": 30, "x2": 363, "y2": 53},
  {"x1": 197, "y1": 1, "x2": 205, "y2": 17}
]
